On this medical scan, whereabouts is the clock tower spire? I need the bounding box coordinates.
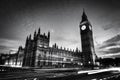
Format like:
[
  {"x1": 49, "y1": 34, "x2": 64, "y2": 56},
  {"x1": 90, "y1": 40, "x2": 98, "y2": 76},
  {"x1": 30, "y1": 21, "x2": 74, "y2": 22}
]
[
  {"x1": 81, "y1": 9, "x2": 88, "y2": 23},
  {"x1": 79, "y1": 10, "x2": 97, "y2": 67}
]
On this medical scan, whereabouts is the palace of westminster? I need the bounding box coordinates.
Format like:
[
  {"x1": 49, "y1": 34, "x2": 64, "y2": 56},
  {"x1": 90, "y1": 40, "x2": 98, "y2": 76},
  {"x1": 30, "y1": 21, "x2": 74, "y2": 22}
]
[{"x1": 5, "y1": 11, "x2": 98, "y2": 68}]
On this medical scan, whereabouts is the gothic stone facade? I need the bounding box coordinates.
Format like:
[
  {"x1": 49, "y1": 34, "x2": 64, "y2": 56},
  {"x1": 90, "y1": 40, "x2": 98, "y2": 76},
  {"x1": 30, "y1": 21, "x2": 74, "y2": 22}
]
[
  {"x1": 22, "y1": 28, "x2": 82, "y2": 68},
  {"x1": 5, "y1": 11, "x2": 98, "y2": 68},
  {"x1": 79, "y1": 10, "x2": 97, "y2": 67}
]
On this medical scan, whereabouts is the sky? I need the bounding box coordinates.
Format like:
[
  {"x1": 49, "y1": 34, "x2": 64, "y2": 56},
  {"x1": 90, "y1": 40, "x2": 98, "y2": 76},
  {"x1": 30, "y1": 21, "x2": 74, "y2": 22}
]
[{"x1": 0, "y1": 0, "x2": 120, "y2": 58}]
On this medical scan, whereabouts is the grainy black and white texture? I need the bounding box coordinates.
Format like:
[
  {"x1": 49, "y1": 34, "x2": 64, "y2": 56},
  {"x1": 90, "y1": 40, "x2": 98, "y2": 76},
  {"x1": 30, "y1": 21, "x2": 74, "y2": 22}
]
[{"x1": 0, "y1": 0, "x2": 120, "y2": 58}]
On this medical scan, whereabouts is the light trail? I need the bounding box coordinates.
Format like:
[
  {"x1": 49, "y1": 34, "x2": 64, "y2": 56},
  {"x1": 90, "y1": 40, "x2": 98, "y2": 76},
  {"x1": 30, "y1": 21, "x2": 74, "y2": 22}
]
[{"x1": 78, "y1": 67, "x2": 120, "y2": 75}]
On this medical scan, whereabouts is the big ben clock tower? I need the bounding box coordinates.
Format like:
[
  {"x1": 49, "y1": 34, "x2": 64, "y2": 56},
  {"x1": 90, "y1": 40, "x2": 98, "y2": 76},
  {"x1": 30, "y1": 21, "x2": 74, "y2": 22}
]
[{"x1": 79, "y1": 10, "x2": 97, "y2": 67}]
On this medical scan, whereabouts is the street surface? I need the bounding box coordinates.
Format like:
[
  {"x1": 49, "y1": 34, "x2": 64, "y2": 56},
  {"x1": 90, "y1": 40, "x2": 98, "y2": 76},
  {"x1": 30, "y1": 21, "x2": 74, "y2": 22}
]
[{"x1": 1, "y1": 66, "x2": 120, "y2": 80}]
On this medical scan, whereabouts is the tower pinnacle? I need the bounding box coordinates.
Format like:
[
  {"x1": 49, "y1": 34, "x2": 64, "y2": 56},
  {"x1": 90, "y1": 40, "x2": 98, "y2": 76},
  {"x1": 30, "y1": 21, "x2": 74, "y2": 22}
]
[
  {"x1": 48, "y1": 31, "x2": 50, "y2": 39},
  {"x1": 81, "y1": 9, "x2": 88, "y2": 23},
  {"x1": 38, "y1": 27, "x2": 40, "y2": 35},
  {"x1": 34, "y1": 30, "x2": 37, "y2": 40}
]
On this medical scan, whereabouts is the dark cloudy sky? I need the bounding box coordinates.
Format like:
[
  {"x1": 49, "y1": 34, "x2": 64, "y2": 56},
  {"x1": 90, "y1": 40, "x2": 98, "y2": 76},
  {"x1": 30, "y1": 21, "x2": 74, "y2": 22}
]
[{"x1": 0, "y1": 0, "x2": 120, "y2": 58}]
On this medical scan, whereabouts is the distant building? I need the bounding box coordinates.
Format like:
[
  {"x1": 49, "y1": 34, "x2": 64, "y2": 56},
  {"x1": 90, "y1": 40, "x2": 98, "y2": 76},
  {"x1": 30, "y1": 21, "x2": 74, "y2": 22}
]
[
  {"x1": 0, "y1": 53, "x2": 9, "y2": 65},
  {"x1": 4, "y1": 46, "x2": 24, "y2": 67},
  {"x1": 97, "y1": 57, "x2": 120, "y2": 67}
]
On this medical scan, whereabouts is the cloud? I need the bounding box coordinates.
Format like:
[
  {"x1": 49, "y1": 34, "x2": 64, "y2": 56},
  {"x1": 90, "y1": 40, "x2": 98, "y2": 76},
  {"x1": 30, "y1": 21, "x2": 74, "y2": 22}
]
[
  {"x1": 108, "y1": 47, "x2": 120, "y2": 53},
  {"x1": 99, "y1": 47, "x2": 120, "y2": 54},
  {"x1": 103, "y1": 24, "x2": 113, "y2": 30},
  {"x1": 99, "y1": 42, "x2": 116, "y2": 49},
  {"x1": 52, "y1": 36, "x2": 80, "y2": 50},
  {"x1": 102, "y1": 14, "x2": 120, "y2": 31},
  {"x1": 0, "y1": 45, "x2": 12, "y2": 50},
  {"x1": 99, "y1": 34, "x2": 120, "y2": 49},
  {"x1": 105, "y1": 35, "x2": 120, "y2": 43},
  {"x1": 54, "y1": 36, "x2": 79, "y2": 44},
  {"x1": 98, "y1": 34, "x2": 120, "y2": 57},
  {"x1": 100, "y1": 53, "x2": 120, "y2": 58},
  {"x1": 0, "y1": 45, "x2": 15, "y2": 54},
  {"x1": 0, "y1": 38, "x2": 20, "y2": 53}
]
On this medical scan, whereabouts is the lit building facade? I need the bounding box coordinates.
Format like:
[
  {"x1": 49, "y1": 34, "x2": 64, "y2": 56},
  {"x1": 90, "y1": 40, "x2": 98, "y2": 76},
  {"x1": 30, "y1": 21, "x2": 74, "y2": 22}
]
[
  {"x1": 22, "y1": 28, "x2": 82, "y2": 68},
  {"x1": 5, "y1": 46, "x2": 24, "y2": 67},
  {"x1": 4, "y1": 11, "x2": 98, "y2": 68}
]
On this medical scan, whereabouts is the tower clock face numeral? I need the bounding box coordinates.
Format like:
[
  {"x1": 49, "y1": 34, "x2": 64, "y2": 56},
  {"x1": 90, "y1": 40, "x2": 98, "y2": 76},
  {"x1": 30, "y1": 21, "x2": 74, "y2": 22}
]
[{"x1": 81, "y1": 25, "x2": 86, "y2": 30}]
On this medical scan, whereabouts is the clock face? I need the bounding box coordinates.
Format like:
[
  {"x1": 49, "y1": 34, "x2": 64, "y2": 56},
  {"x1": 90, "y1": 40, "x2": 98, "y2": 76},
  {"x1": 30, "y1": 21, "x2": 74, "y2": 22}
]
[
  {"x1": 89, "y1": 25, "x2": 92, "y2": 30},
  {"x1": 81, "y1": 25, "x2": 86, "y2": 30}
]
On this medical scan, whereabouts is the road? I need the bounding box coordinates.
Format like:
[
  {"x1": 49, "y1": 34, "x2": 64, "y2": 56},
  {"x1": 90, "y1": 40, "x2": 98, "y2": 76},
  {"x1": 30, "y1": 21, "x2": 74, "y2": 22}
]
[
  {"x1": 1, "y1": 67, "x2": 120, "y2": 80},
  {"x1": 77, "y1": 69, "x2": 120, "y2": 80},
  {"x1": 47, "y1": 67, "x2": 120, "y2": 80}
]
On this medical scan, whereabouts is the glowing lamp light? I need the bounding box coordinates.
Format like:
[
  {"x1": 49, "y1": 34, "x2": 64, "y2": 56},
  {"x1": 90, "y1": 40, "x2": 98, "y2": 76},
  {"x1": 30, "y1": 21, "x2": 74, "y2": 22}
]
[{"x1": 88, "y1": 61, "x2": 91, "y2": 64}]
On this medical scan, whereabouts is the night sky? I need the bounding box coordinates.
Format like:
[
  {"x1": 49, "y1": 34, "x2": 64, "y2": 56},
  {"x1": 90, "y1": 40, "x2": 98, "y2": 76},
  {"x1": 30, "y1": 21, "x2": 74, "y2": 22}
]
[{"x1": 0, "y1": 0, "x2": 120, "y2": 58}]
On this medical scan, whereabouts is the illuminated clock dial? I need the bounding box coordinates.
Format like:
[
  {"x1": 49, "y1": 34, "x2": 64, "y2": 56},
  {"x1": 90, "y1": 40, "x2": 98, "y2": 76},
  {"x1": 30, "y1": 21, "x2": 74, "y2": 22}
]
[{"x1": 81, "y1": 25, "x2": 86, "y2": 30}]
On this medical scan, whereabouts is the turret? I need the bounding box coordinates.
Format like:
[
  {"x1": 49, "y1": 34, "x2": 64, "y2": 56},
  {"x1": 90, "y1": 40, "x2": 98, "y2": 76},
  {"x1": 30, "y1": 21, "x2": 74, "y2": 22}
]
[
  {"x1": 29, "y1": 34, "x2": 31, "y2": 40},
  {"x1": 75, "y1": 47, "x2": 79, "y2": 53},
  {"x1": 43, "y1": 33, "x2": 45, "y2": 36},
  {"x1": 67, "y1": 48, "x2": 69, "y2": 51},
  {"x1": 38, "y1": 27, "x2": 40, "y2": 35},
  {"x1": 48, "y1": 31, "x2": 50, "y2": 40},
  {"x1": 34, "y1": 30, "x2": 37, "y2": 40},
  {"x1": 54, "y1": 43, "x2": 57, "y2": 48},
  {"x1": 18, "y1": 46, "x2": 23, "y2": 50},
  {"x1": 73, "y1": 49, "x2": 74, "y2": 52},
  {"x1": 81, "y1": 9, "x2": 88, "y2": 23},
  {"x1": 25, "y1": 36, "x2": 28, "y2": 47},
  {"x1": 60, "y1": 46, "x2": 62, "y2": 49}
]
